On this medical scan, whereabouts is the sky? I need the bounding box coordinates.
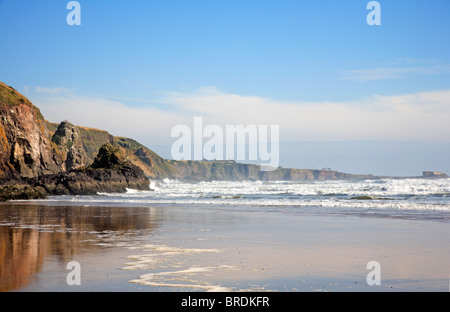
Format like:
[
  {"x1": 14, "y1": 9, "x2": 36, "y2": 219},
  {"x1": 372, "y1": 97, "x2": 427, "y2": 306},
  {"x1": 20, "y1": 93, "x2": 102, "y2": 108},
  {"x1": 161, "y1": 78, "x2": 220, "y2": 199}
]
[{"x1": 1, "y1": 0, "x2": 449, "y2": 176}]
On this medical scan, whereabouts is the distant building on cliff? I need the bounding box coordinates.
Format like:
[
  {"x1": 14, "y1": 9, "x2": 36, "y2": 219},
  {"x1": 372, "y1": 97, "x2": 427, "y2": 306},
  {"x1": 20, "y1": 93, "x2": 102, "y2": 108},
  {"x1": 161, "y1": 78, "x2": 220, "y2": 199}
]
[{"x1": 422, "y1": 171, "x2": 448, "y2": 178}]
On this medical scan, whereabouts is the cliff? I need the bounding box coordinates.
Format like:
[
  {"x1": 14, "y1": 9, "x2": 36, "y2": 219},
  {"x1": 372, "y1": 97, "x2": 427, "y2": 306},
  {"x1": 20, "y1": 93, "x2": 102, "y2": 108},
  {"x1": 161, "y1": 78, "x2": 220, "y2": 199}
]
[
  {"x1": 0, "y1": 83, "x2": 150, "y2": 200},
  {"x1": 0, "y1": 82, "x2": 65, "y2": 181},
  {"x1": 161, "y1": 160, "x2": 372, "y2": 182},
  {"x1": 47, "y1": 121, "x2": 115, "y2": 168}
]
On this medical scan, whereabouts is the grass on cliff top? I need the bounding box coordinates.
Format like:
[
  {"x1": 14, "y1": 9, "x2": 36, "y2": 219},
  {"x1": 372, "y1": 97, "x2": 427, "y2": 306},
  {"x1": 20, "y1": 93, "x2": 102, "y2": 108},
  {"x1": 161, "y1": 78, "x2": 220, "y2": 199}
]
[
  {"x1": 114, "y1": 136, "x2": 179, "y2": 177},
  {"x1": 114, "y1": 137, "x2": 163, "y2": 159},
  {"x1": 0, "y1": 82, "x2": 44, "y2": 120},
  {"x1": 78, "y1": 126, "x2": 114, "y2": 160}
]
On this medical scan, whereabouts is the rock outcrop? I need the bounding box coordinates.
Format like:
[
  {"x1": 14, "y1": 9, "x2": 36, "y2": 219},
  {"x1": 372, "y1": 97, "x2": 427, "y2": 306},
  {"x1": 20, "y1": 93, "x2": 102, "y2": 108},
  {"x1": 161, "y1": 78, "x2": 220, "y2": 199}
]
[
  {"x1": 0, "y1": 184, "x2": 47, "y2": 201},
  {"x1": 51, "y1": 120, "x2": 89, "y2": 171},
  {"x1": 35, "y1": 144, "x2": 150, "y2": 195}
]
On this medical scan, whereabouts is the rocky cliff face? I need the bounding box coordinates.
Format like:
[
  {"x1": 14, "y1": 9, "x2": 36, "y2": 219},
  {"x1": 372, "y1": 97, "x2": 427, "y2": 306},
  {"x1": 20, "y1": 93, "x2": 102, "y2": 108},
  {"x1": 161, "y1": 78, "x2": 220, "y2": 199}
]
[
  {"x1": 0, "y1": 83, "x2": 150, "y2": 200},
  {"x1": 36, "y1": 144, "x2": 150, "y2": 195},
  {"x1": 51, "y1": 120, "x2": 89, "y2": 171},
  {"x1": 0, "y1": 82, "x2": 64, "y2": 181}
]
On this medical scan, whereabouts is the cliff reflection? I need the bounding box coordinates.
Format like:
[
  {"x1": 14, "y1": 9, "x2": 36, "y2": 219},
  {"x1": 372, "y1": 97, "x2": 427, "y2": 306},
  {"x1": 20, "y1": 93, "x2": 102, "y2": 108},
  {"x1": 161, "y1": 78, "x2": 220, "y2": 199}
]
[{"x1": 0, "y1": 204, "x2": 159, "y2": 292}]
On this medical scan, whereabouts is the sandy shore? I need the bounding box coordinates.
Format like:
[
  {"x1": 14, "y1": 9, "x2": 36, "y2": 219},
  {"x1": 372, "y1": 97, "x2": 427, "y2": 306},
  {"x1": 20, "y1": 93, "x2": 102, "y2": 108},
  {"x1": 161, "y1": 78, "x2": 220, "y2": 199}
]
[{"x1": 1, "y1": 202, "x2": 448, "y2": 292}]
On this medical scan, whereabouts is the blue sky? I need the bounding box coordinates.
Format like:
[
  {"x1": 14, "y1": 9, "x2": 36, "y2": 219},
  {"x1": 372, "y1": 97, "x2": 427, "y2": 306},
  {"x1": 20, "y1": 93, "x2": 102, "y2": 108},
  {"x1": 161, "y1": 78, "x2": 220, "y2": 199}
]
[{"x1": 1, "y1": 0, "x2": 449, "y2": 176}]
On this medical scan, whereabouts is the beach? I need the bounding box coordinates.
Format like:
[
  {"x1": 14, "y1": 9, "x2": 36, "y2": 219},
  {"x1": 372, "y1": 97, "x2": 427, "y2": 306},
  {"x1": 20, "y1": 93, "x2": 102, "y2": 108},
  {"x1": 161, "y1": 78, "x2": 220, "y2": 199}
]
[{"x1": 1, "y1": 180, "x2": 449, "y2": 292}]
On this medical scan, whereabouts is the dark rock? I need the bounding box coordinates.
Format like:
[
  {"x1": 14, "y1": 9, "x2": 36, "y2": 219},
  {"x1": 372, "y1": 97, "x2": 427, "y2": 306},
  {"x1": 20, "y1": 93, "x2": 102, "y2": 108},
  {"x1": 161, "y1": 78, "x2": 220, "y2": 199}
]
[
  {"x1": 0, "y1": 184, "x2": 47, "y2": 201},
  {"x1": 91, "y1": 143, "x2": 125, "y2": 169},
  {"x1": 36, "y1": 143, "x2": 150, "y2": 196}
]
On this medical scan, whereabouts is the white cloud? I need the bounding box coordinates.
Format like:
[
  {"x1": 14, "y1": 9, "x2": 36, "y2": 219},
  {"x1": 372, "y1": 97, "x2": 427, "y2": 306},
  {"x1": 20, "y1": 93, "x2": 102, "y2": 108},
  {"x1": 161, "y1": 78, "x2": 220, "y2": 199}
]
[
  {"x1": 30, "y1": 87, "x2": 450, "y2": 146},
  {"x1": 35, "y1": 86, "x2": 71, "y2": 94},
  {"x1": 161, "y1": 87, "x2": 450, "y2": 143},
  {"x1": 343, "y1": 64, "x2": 450, "y2": 81}
]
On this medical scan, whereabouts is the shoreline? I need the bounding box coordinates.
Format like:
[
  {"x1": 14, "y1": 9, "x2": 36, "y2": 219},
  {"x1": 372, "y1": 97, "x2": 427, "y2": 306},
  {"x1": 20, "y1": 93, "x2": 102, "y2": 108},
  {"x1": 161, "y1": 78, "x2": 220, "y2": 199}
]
[{"x1": 1, "y1": 200, "x2": 449, "y2": 292}]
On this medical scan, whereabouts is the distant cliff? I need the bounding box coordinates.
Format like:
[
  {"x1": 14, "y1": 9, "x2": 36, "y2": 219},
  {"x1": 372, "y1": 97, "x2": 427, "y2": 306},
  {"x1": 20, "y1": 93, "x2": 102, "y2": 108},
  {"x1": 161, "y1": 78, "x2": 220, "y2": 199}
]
[{"x1": 158, "y1": 160, "x2": 373, "y2": 182}]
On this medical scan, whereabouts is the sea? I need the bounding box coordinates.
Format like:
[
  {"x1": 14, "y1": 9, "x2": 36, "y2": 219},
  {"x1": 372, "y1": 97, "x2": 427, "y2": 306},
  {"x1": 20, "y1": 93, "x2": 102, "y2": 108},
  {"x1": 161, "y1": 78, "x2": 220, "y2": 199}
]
[{"x1": 41, "y1": 178, "x2": 450, "y2": 221}]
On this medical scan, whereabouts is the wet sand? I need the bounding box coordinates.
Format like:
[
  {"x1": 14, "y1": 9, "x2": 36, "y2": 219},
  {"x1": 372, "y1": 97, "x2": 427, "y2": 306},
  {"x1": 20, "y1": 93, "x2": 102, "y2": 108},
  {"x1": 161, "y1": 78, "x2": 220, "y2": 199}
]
[{"x1": 0, "y1": 202, "x2": 449, "y2": 292}]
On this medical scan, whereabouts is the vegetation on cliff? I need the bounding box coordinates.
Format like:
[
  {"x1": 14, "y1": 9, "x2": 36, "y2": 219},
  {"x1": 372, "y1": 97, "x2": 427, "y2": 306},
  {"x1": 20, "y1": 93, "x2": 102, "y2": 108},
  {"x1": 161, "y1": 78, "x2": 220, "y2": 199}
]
[{"x1": 0, "y1": 82, "x2": 44, "y2": 120}]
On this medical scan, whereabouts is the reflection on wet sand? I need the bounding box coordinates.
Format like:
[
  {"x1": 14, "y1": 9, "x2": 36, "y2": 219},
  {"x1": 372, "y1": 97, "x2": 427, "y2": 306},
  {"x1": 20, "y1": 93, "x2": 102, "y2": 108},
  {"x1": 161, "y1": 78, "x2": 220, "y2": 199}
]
[{"x1": 0, "y1": 204, "x2": 159, "y2": 292}]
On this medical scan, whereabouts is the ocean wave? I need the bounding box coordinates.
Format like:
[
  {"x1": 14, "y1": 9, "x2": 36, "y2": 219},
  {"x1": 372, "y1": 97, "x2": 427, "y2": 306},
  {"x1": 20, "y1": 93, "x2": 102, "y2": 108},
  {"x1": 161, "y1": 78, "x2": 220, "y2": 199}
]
[{"x1": 26, "y1": 178, "x2": 450, "y2": 215}]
